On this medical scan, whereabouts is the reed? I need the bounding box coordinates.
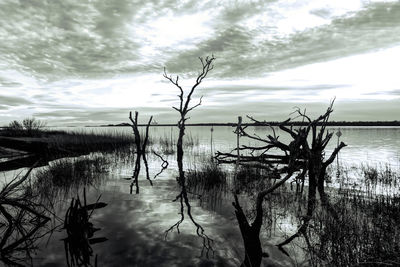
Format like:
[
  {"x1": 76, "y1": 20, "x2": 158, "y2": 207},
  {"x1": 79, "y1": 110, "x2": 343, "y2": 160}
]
[
  {"x1": 186, "y1": 160, "x2": 227, "y2": 192},
  {"x1": 306, "y1": 190, "x2": 400, "y2": 266},
  {"x1": 32, "y1": 156, "x2": 108, "y2": 201}
]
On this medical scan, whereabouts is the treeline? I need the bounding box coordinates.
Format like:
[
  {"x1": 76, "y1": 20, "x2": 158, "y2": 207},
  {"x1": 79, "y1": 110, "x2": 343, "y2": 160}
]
[{"x1": 102, "y1": 120, "x2": 400, "y2": 127}]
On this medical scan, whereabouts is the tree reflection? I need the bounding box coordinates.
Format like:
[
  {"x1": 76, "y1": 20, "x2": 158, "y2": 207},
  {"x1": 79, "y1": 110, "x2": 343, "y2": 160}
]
[
  {"x1": 0, "y1": 163, "x2": 51, "y2": 266},
  {"x1": 128, "y1": 111, "x2": 153, "y2": 194},
  {"x1": 164, "y1": 176, "x2": 214, "y2": 257},
  {"x1": 62, "y1": 188, "x2": 107, "y2": 267}
]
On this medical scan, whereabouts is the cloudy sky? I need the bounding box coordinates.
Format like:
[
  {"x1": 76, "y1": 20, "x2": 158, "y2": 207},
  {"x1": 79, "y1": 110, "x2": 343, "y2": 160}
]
[{"x1": 0, "y1": 0, "x2": 399, "y2": 126}]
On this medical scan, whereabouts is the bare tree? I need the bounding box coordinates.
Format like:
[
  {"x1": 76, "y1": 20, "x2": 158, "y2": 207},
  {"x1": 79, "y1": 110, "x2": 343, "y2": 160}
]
[
  {"x1": 163, "y1": 56, "x2": 215, "y2": 256},
  {"x1": 128, "y1": 111, "x2": 153, "y2": 194},
  {"x1": 163, "y1": 55, "x2": 215, "y2": 179},
  {"x1": 215, "y1": 101, "x2": 346, "y2": 267}
]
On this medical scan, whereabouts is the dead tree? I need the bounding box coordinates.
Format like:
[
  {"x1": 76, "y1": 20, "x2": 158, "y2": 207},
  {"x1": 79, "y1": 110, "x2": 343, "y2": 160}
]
[
  {"x1": 163, "y1": 55, "x2": 215, "y2": 179},
  {"x1": 215, "y1": 101, "x2": 346, "y2": 266},
  {"x1": 163, "y1": 56, "x2": 215, "y2": 256},
  {"x1": 128, "y1": 111, "x2": 153, "y2": 194}
]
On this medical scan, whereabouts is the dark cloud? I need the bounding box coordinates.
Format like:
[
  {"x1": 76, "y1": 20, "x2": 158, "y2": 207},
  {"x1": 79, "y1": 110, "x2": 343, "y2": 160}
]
[
  {"x1": 219, "y1": 1, "x2": 272, "y2": 24},
  {"x1": 163, "y1": 25, "x2": 256, "y2": 77},
  {"x1": 0, "y1": 77, "x2": 22, "y2": 87},
  {"x1": 0, "y1": 0, "x2": 141, "y2": 80},
  {"x1": 202, "y1": 84, "x2": 347, "y2": 94},
  {"x1": 0, "y1": 95, "x2": 31, "y2": 106}
]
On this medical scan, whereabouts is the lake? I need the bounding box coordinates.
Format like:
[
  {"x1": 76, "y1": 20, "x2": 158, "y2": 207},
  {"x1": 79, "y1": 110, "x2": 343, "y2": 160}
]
[{"x1": 2, "y1": 126, "x2": 400, "y2": 266}]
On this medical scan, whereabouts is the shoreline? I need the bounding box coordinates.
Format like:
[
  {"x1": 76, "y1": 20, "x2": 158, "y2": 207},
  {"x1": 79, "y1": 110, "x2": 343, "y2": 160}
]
[{"x1": 98, "y1": 121, "x2": 400, "y2": 127}]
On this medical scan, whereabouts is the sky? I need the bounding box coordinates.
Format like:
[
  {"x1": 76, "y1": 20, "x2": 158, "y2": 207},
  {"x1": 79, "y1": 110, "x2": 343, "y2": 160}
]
[{"x1": 0, "y1": 0, "x2": 399, "y2": 126}]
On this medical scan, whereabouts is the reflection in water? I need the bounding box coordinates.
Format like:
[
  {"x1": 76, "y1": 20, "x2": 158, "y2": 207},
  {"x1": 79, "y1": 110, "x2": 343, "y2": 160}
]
[
  {"x1": 164, "y1": 183, "x2": 214, "y2": 258},
  {"x1": 1, "y1": 126, "x2": 399, "y2": 266},
  {"x1": 0, "y1": 164, "x2": 50, "y2": 266},
  {"x1": 63, "y1": 188, "x2": 107, "y2": 267},
  {"x1": 152, "y1": 150, "x2": 169, "y2": 179}
]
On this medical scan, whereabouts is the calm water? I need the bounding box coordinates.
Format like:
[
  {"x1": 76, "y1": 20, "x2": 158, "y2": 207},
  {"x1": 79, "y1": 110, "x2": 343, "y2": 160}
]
[
  {"x1": 60, "y1": 125, "x2": 400, "y2": 166},
  {"x1": 3, "y1": 126, "x2": 400, "y2": 266}
]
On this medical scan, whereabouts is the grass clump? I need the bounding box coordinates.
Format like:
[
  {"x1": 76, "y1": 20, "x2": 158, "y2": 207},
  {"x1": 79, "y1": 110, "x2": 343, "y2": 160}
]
[
  {"x1": 33, "y1": 157, "x2": 108, "y2": 200},
  {"x1": 186, "y1": 161, "x2": 227, "y2": 192},
  {"x1": 235, "y1": 164, "x2": 279, "y2": 194},
  {"x1": 157, "y1": 135, "x2": 176, "y2": 155},
  {"x1": 154, "y1": 132, "x2": 199, "y2": 155},
  {"x1": 362, "y1": 164, "x2": 399, "y2": 188}
]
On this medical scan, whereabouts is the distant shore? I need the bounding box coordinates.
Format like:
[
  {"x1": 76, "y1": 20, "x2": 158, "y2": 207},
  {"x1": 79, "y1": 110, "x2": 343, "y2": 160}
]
[{"x1": 98, "y1": 121, "x2": 400, "y2": 127}]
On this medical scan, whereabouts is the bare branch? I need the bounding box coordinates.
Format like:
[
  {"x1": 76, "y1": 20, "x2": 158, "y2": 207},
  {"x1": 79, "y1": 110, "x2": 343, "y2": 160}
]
[{"x1": 323, "y1": 141, "x2": 347, "y2": 167}]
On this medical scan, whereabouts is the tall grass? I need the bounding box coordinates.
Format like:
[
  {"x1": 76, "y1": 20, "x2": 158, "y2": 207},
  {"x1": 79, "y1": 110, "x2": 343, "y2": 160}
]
[
  {"x1": 235, "y1": 164, "x2": 280, "y2": 194},
  {"x1": 153, "y1": 132, "x2": 200, "y2": 155},
  {"x1": 184, "y1": 158, "x2": 400, "y2": 265},
  {"x1": 157, "y1": 134, "x2": 176, "y2": 155},
  {"x1": 32, "y1": 156, "x2": 108, "y2": 201},
  {"x1": 362, "y1": 163, "x2": 399, "y2": 188},
  {"x1": 47, "y1": 130, "x2": 134, "y2": 155},
  {"x1": 186, "y1": 160, "x2": 227, "y2": 192},
  {"x1": 306, "y1": 191, "x2": 400, "y2": 266}
]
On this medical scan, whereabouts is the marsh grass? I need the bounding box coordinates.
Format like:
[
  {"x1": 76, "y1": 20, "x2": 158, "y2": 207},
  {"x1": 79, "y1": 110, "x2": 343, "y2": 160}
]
[
  {"x1": 47, "y1": 130, "x2": 134, "y2": 155},
  {"x1": 157, "y1": 134, "x2": 176, "y2": 155},
  {"x1": 185, "y1": 159, "x2": 400, "y2": 266},
  {"x1": 235, "y1": 164, "x2": 279, "y2": 194},
  {"x1": 186, "y1": 160, "x2": 227, "y2": 192},
  {"x1": 184, "y1": 132, "x2": 199, "y2": 147},
  {"x1": 306, "y1": 191, "x2": 400, "y2": 267},
  {"x1": 362, "y1": 163, "x2": 399, "y2": 188},
  {"x1": 153, "y1": 132, "x2": 199, "y2": 155},
  {"x1": 32, "y1": 156, "x2": 108, "y2": 201}
]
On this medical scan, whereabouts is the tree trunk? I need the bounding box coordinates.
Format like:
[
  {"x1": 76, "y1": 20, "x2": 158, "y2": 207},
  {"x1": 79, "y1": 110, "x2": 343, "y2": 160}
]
[
  {"x1": 317, "y1": 167, "x2": 338, "y2": 219},
  {"x1": 233, "y1": 195, "x2": 264, "y2": 267},
  {"x1": 177, "y1": 121, "x2": 185, "y2": 181}
]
